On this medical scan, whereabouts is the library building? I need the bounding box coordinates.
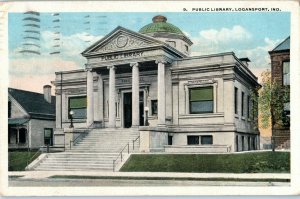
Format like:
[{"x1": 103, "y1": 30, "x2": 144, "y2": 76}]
[{"x1": 52, "y1": 15, "x2": 260, "y2": 153}]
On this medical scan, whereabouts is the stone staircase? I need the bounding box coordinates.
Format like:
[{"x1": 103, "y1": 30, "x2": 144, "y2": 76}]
[{"x1": 32, "y1": 128, "x2": 140, "y2": 171}]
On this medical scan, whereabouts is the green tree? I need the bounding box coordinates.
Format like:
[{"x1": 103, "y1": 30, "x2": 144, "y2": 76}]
[{"x1": 257, "y1": 70, "x2": 289, "y2": 151}]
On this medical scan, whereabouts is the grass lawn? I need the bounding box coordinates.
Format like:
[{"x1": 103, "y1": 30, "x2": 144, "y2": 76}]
[
  {"x1": 8, "y1": 151, "x2": 40, "y2": 171},
  {"x1": 120, "y1": 152, "x2": 290, "y2": 173}
]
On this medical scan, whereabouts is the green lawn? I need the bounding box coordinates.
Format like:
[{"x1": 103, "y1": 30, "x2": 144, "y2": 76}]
[
  {"x1": 8, "y1": 151, "x2": 40, "y2": 171},
  {"x1": 120, "y1": 152, "x2": 290, "y2": 173}
]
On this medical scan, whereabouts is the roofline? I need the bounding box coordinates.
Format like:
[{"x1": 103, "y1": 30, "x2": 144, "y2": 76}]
[
  {"x1": 82, "y1": 26, "x2": 166, "y2": 55},
  {"x1": 81, "y1": 26, "x2": 187, "y2": 59},
  {"x1": 176, "y1": 51, "x2": 258, "y2": 82},
  {"x1": 270, "y1": 36, "x2": 290, "y2": 52},
  {"x1": 55, "y1": 68, "x2": 86, "y2": 75},
  {"x1": 268, "y1": 48, "x2": 290, "y2": 55},
  {"x1": 178, "y1": 51, "x2": 235, "y2": 61},
  {"x1": 8, "y1": 87, "x2": 55, "y2": 97}
]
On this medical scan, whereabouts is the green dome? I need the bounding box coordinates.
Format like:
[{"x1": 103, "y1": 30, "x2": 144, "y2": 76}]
[{"x1": 139, "y1": 15, "x2": 184, "y2": 35}]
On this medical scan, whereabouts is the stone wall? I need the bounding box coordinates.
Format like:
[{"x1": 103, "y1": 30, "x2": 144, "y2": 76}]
[{"x1": 270, "y1": 50, "x2": 290, "y2": 85}]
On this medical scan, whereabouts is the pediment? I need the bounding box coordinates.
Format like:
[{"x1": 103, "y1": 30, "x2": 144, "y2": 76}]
[{"x1": 82, "y1": 26, "x2": 163, "y2": 55}]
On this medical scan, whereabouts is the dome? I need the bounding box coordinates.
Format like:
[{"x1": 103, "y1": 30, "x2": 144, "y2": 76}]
[{"x1": 139, "y1": 15, "x2": 184, "y2": 35}]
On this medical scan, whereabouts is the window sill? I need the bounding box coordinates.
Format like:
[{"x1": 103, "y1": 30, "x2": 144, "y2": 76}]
[
  {"x1": 179, "y1": 113, "x2": 223, "y2": 119},
  {"x1": 235, "y1": 114, "x2": 239, "y2": 119}
]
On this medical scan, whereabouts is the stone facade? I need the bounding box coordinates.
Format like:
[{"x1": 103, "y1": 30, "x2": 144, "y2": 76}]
[{"x1": 52, "y1": 16, "x2": 260, "y2": 153}]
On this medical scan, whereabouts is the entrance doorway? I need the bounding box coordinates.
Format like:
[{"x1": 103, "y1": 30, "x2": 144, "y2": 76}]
[
  {"x1": 123, "y1": 92, "x2": 132, "y2": 128},
  {"x1": 123, "y1": 91, "x2": 144, "y2": 128}
]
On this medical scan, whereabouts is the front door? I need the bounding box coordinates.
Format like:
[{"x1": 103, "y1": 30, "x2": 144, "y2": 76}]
[
  {"x1": 123, "y1": 92, "x2": 132, "y2": 128},
  {"x1": 139, "y1": 91, "x2": 144, "y2": 126}
]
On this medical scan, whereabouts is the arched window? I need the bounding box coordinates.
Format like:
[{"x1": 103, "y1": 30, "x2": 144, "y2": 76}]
[{"x1": 19, "y1": 128, "x2": 27, "y2": 144}]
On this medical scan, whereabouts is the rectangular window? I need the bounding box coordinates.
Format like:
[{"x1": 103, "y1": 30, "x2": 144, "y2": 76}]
[
  {"x1": 167, "y1": 41, "x2": 176, "y2": 48},
  {"x1": 68, "y1": 96, "x2": 87, "y2": 119},
  {"x1": 241, "y1": 136, "x2": 245, "y2": 151},
  {"x1": 247, "y1": 137, "x2": 250, "y2": 151},
  {"x1": 236, "y1": 135, "x2": 239, "y2": 152},
  {"x1": 8, "y1": 101, "x2": 11, "y2": 118},
  {"x1": 187, "y1": 136, "x2": 199, "y2": 145},
  {"x1": 234, "y1": 87, "x2": 238, "y2": 114},
  {"x1": 168, "y1": 135, "x2": 173, "y2": 145},
  {"x1": 185, "y1": 45, "x2": 189, "y2": 52},
  {"x1": 151, "y1": 100, "x2": 158, "y2": 115},
  {"x1": 241, "y1": 92, "x2": 244, "y2": 117},
  {"x1": 44, "y1": 128, "x2": 53, "y2": 146},
  {"x1": 201, "y1": 135, "x2": 213, "y2": 145},
  {"x1": 283, "y1": 61, "x2": 290, "y2": 86},
  {"x1": 189, "y1": 86, "x2": 213, "y2": 114},
  {"x1": 247, "y1": 95, "x2": 250, "y2": 119}
]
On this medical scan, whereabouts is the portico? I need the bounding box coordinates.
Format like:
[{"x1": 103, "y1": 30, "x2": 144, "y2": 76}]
[{"x1": 84, "y1": 57, "x2": 170, "y2": 129}]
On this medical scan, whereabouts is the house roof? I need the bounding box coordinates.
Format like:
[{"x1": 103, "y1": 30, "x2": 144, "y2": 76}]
[
  {"x1": 8, "y1": 88, "x2": 55, "y2": 120},
  {"x1": 271, "y1": 36, "x2": 290, "y2": 52},
  {"x1": 8, "y1": 118, "x2": 30, "y2": 125}
]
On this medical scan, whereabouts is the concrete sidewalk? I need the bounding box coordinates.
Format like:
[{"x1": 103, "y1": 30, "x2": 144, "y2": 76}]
[{"x1": 8, "y1": 171, "x2": 290, "y2": 180}]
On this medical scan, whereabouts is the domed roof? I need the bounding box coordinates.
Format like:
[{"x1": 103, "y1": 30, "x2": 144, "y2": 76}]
[{"x1": 139, "y1": 15, "x2": 184, "y2": 35}]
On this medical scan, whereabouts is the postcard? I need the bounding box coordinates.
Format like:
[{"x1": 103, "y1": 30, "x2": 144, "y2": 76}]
[{"x1": 0, "y1": 0, "x2": 299, "y2": 196}]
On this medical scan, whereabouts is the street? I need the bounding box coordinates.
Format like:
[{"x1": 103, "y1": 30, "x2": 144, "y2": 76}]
[{"x1": 9, "y1": 177, "x2": 290, "y2": 187}]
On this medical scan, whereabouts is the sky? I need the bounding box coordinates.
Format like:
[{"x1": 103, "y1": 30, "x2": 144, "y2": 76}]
[{"x1": 8, "y1": 12, "x2": 290, "y2": 94}]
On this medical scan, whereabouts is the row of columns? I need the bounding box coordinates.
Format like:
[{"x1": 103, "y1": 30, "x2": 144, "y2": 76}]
[{"x1": 86, "y1": 60, "x2": 167, "y2": 128}]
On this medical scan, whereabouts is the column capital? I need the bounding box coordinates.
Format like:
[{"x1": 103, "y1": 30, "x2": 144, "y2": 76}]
[
  {"x1": 130, "y1": 62, "x2": 139, "y2": 68},
  {"x1": 155, "y1": 59, "x2": 167, "y2": 65},
  {"x1": 107, "y1": 65, "x2": 115, "y2": 70},
  {"x1": 84, "y1": 68, "x2": 93, "y2": 72}
]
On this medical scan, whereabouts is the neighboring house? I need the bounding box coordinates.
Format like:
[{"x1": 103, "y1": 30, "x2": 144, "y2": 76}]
[
  {"x1": 269, "y1": 36, "x2": 290, "y2": 149},
  {"x1": 8, "y1": 85, "x2": 56, "y2": 150},
  {"x1": 52, "y1": 15, "x2": 260, "y2": 153}
]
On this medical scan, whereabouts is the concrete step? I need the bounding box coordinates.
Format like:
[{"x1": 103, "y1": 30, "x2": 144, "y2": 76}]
[
  {"x1": 33, "y1": 128, "x2": 139, "y2": 171},
  {"x1": 35, "y1": 168, "x2": 112, "y2": 171},
  {"x1": 35, "y1": 166, "x2": 113, "y2": 170}
]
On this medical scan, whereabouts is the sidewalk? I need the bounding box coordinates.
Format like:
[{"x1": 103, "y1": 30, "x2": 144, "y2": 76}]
[{"x1": 8, "y1": 170, "x2": 290, "y2": 180}]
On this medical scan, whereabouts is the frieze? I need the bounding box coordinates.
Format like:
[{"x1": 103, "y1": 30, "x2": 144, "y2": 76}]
[
  {"x1": 99, "y1": 51, "x2": 144, "y2": 61},
  {"x1": 97, "y1": 34, "x2": 152, "y2": 53},
  {"x1": 187, "y1": 79, "x2": 215, "y2": 85},
  {"x1": 65, "y1": 87, "x2": 87, "y2": 95},
  {"x1": 116, "y1": 76, "x2": 155, "y2": 85}
]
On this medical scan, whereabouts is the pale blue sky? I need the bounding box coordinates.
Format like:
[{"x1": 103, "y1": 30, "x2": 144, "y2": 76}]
[
  {"x1": 9, "y1": 12, "x2": 290, "y2": 50},
  {"x1": 8, "y1": 12, "x2": 290, "y2": 93}
]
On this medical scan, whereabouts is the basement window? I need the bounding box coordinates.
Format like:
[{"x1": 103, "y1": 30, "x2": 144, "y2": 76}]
[
  {"x1": 201, "y1": 135, "x2": 213, "y2": 145},
  {"x1": 187, "y1": 136, "x2": 199, "y2": 145}
]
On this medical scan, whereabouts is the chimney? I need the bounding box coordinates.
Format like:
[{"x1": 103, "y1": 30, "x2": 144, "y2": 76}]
[
  {"x1": 239, "y1": 57, "x2": 251, "y2": 67},
  {"x1": 43, "y1": 85, "x2": 52, "y2": 103}
]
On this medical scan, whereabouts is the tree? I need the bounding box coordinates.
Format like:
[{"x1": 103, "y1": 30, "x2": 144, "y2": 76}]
[{"x1": 257, "y1": 70, "x2": 289, "y2": 151}]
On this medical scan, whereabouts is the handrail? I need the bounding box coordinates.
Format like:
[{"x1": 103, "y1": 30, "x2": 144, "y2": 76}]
[
  {"x1": 112, "y1": 142, "x2": 129, "y2": 172},
  {"x1": 70, "y1": 133, "x2": 86, "y2": 150},
  {"x1": 132, "y1": 136, "x2": 140, "y2": 151},
  {"x1": 69, "y1": 123, "x2": 94, "y2": 150},
  {"x1": 26, "y1": 148, "x2": 42, "y2": 167}
]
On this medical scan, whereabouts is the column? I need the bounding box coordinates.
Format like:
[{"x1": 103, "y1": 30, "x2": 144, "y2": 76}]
[
  {"x1": 98, "y1": 74, "x2": 104, "y2": 122},
  {"x1": 55, "y1": 94, "x2": 62, "y2": 128},
  {"x1": 108, "y1": 65, "x2": 116, "y2": 128},
  {"x1": 86, "y1": 68, "x2": 94, "y2": 127},
  {"x1": 131, "y1": 62, "x2": 140, "y2": 127},
  {"x1": 156, "y1": 60, "x2": 166, "y2": 126}
]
